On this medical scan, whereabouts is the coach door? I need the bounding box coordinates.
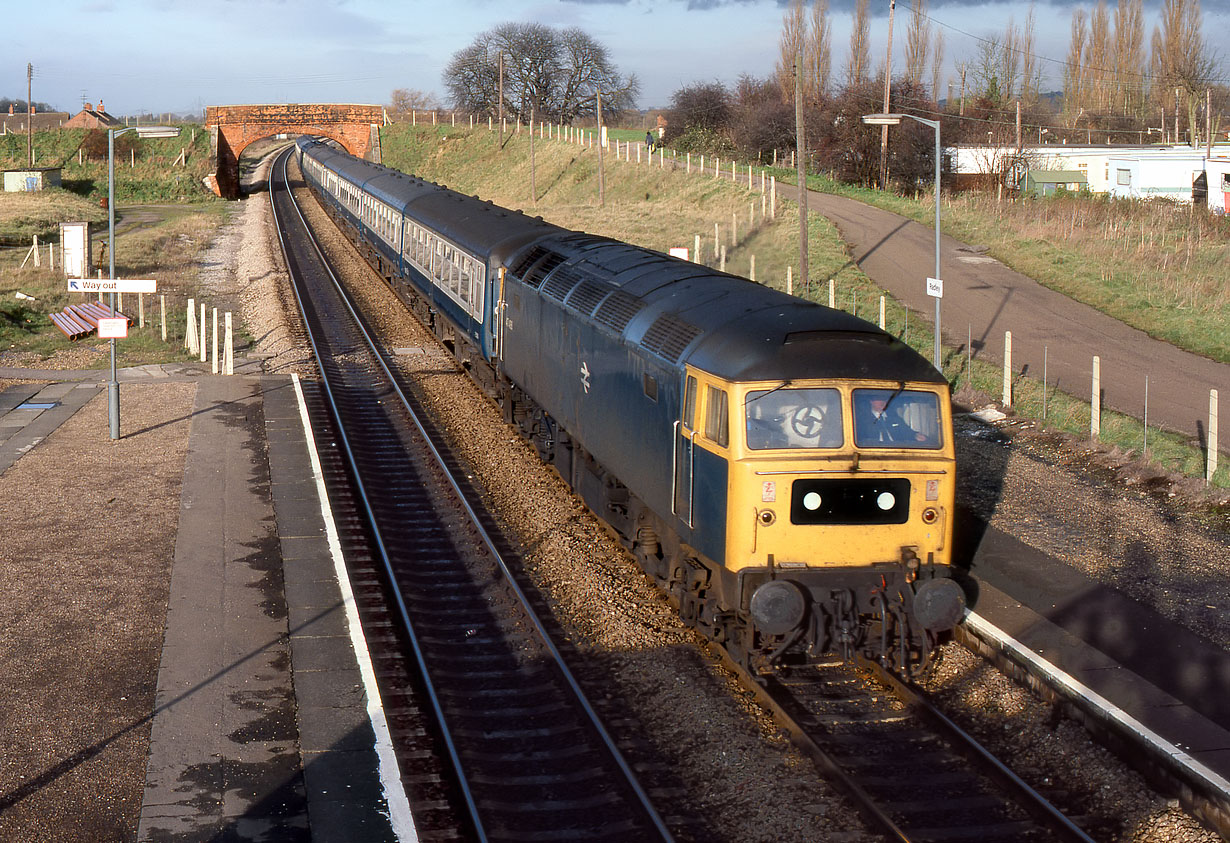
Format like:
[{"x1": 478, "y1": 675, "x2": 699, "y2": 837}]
[{"x1": 673, "y1": 374, "x2": 698, "y2": 528}]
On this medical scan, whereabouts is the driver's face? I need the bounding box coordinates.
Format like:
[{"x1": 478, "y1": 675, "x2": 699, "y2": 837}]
[{"x1": 870, "y1": 399, "x2": 887, "y2": 412}]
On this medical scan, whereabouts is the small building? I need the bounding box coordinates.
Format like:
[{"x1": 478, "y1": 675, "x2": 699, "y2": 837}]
[
  {"x1": 1021, "y1": 169, "x2": 1088, "y2": 197},
  {"x1": 1204, "y1": 157, "x2": 1230, "y2": 214},
  {"x1": 63, "y1": 100, "x2": 123, "y2": 130},
  {"x1": 2, "y1": 166, "x2": 62, "y2": 192},
  {"x1": 1107, "y1": 153, "x2": 1207, "y2": 203},
  {"x1": 1, "y1": 104, "x2": 72, "y2": 134}
]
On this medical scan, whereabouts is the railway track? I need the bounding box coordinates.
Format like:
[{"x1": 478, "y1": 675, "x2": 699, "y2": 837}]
[{"x1": 268, "y1": 147, "x2": 673, "y2": 842}]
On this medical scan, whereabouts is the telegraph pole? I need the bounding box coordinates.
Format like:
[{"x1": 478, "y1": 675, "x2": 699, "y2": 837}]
[
  {"x1": 27, "y1": 63, "x2": 34, "y2": 167},
  {"x1": 795, "y1": 51, "x2": 809, "y2": 296},
  {"x1": 596, "y1": 91, "x2": 605, "y2": 208},
  {"x1": 879, "y1": 0, "x2": 896, "y2": 189},
  {"x1": 498, "y1": 51, "x2": 504, "y2": 148}
]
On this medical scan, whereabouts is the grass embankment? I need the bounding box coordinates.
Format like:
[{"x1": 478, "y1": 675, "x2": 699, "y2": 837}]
[
  {"x1": 0, "y1": 125, "x2": 215, "y2": 206},
  {"x1": 381, "y1": 122, "x2": 1227, "y2": 490},
  {"x1": 766, "y1": 167, "x2": 1230, "y2": 365}
]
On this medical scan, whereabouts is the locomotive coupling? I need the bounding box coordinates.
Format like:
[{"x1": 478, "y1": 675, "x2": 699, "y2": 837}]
[
  {"x1": 912, "y1": 577, "x2": 966, "y2": 631},
  {"x1": 749, "y1": 580, "x2": 808, "y2": 635}
]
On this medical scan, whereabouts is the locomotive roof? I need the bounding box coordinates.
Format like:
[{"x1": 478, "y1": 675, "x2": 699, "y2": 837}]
[{"x1": 514, "y1": 233, "x2": 943, "y2": 385}]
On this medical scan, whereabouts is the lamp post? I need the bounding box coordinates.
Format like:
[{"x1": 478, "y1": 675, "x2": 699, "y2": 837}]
[
  {"x1": 107, "y1": 124, "x2": 180, "y2": 439},
  {"x1": 863, "y1": 112, "x2": 942, "y2": 372}
]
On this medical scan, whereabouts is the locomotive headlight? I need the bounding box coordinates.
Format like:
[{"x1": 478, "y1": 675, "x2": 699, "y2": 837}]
[
  {"x1": 758, "y1": 509, "x2": 776, "y2": 526},
  {"x1": 803, "y1": 492, "x2": 822, "y2": 511},
  {"x1": 876, "y1": 491, "x2": 896, "y2": 511}
]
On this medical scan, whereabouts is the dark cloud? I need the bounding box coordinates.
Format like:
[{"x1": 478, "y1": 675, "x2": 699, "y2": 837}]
[{"x1": 570, "y1": 0, "x2": 1175, "y2": 12}]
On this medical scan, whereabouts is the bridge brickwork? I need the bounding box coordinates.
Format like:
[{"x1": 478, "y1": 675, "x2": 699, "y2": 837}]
[{"x1": 205, "y1": 103, "x2": 382, "y2": 198}]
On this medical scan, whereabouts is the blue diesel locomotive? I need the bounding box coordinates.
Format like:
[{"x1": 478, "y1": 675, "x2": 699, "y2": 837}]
[{"x1": 296, "y1": 136, "x2": 965, "y2": 673}]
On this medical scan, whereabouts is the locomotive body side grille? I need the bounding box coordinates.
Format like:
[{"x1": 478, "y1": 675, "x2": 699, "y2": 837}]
[{"x1": 641, "y1": 314, "x2": 701, "y2": 363}]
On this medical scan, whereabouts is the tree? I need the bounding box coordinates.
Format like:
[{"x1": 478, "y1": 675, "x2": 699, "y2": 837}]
[
  {"x1": 661, "y1": 81, "x2": 735, "y2": 154},
  {"x1": 731, "y1": 76, "x2": 796, "y2": 159},
  {"x1": 1113, "y1": 0, "x2": 1145, "y2": 116},
  {"x1": 443, "y1": 23, "x2": 638, "y2": 124},
  {"x1": 806, "y1": 0, "x2": 833, "y2": 103},
  {"x1": 905, "y1": 0, "x2": 930, "y2": 91},
  {"x1": 846, "y1": 0, "x2": 870, "y2": 90},
  {"x1": 1150, "y1": 0, "x2": 1216, "y2": 143},
  {"x1": 387, "y1": 88, "x2": 440, "y2": 120},
  {"x1": 776, "y1": 0, "x2": 806, "y2": 103}
]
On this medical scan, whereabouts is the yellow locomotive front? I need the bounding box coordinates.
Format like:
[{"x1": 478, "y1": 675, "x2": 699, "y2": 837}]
[{"x1": 685, "y1": 366, "x2": 965, "y2": 672}]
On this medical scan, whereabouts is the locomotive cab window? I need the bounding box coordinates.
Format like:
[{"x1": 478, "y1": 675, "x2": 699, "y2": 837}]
[
  {"x1": 746, "y1": 387, "x2": 842, "y2": 449},
  {"x1": 704, "y1": 386, "x2": 729, "y2": 448},
  {"x1": 852, "y1": 388, "x2": 942, "y2": 449},
  {"x1": 682, "y1": 375, "x2": 698, "y2": 430}
]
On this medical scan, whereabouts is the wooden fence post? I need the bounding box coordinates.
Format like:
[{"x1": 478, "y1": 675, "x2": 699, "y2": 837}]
[
  {"x1": 1209, "y1": 389, "x2": 1219, "y2": 485},
  {"x1": 1003, "y1": 331, "x2": 1013, "y2": 407},
  {"x1": 1091, "y1": 356, "x2": 1101, "y2": 440}
]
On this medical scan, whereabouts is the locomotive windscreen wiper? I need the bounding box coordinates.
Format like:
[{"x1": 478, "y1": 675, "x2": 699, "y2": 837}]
[
  {"x1": 746, "y1": 380, "x2": 793, "y2": 404},
  {"x1": 880, "y1": 381, "x2": 907, "y2": 414}
]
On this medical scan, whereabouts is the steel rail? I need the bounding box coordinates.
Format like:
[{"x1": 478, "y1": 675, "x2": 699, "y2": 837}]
[{"x1": 269, "y1": 147, "x2": 673, "y2": 842}]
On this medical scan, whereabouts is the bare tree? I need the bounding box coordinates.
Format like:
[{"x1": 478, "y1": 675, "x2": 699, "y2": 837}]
[
  {"x1": 443, "y1": 23, "x2": 638, "y2": 124},
  {"x1": 1018, "y1": 4, "x2": 1038, "y2": 103},
  {"x1": 846, "y1": 0, "x2": 870, "y2": 89},
  {"x1": 806, "y1": 0, "x2": 833, "y2": 103},
  {"x1": 776, "y1": 0, "x2": 806, "y2": 103},
  {"x1": 1087, "y1": 1, "x2": 1111, "y2": 113},
  {"x1": 998, "y1": 16, "x2": 1021, "y2": 102},
  {"x1": 388, "y1": 88, "x2": 441, "y2": 120},
  {"x1": 931, "y1": 29, "x2": 945, "y2": 105},
  {"x1": 1064, "y1": 8, "x2": 1089, "y2": 122},
  {"x1": 905, "y1": 0, "x2": 929, "y2": 89},
  {"x1": 1111, "y1": 0, "x2": 1146, "y2": 117},
  {"x1": 1150, "y1": 0, "x2": 1216, "y2": 142}
]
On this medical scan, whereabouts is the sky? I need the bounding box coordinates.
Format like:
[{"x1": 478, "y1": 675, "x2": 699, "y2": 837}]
[{"x1": 4, "y1": 0, "x2": 1227, "y2": 117}]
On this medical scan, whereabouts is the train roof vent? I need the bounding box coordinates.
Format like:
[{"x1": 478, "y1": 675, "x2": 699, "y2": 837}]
[
  {"x1": 594, "y1": 290, "x2": 645, "y2": 334},
  {"x1": 509, "y1": 245, "x2": 549, "y2": 278},
  {"x1": 641, "y1": 313, "x2": 702, "y2": 363},
  {"x1": 567, "y1": 280, "x2": 611, "y2": 316},
  {"x1": 521, "y1": 251, "x2": 567, "y2": 290},
  {"x1": 542, "y1": 265, "x2": 584, "y2": 302}
]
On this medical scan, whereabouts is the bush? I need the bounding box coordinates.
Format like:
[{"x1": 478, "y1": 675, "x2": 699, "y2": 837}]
[{"x1": 79, "y1": 129, "x2": 143, "y2": 162}]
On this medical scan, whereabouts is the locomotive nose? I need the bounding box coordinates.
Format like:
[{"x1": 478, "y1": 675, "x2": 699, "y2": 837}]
[{"x1": 749, "y1": 580, "x2": 808, "y2": 635}]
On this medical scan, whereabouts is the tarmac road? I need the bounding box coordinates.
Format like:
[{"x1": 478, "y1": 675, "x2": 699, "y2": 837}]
[{"x1": 784, "y1": 184, "x2": 1229, "y2": 455}]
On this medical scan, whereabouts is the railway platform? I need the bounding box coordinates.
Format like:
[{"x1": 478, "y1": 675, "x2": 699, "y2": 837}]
[{"x1": 0, "y1": 366, "x2": 410, "y2": 842}]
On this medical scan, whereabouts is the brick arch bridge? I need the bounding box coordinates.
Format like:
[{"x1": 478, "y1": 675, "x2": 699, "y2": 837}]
[{"x1": 204, "y1": 103, "x2": 383, "y2": 198}]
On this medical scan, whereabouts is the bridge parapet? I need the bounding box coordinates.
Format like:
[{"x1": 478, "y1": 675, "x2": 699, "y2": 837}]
[{"x1": 205, "y1": 103, "x2": 382, "y2": 198}]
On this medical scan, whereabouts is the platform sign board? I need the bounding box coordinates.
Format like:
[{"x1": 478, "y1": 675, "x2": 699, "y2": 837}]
[
  {"x1": 60, "y1": 222, "x2": 92, "y2": 279},
  {"x1": 926, "y1": 277, "x2": 943, "y2": 298},
  {"x1": 67, "y1": 278, "x2": 157, "y2": 294},
  {"x1": 97, "y1": 318, "x2": 128, "y2": 339}
]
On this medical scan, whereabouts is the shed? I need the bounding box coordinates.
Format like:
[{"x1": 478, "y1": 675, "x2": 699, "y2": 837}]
[
  {"x1": 1021, "y1": 169, "x2": 1088, "y2": 196},
  {"x1": 2, "y1": 166, "x2": 62, "y2": 192}
]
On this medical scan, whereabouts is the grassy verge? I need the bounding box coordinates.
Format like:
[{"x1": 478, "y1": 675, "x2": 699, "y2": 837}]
[
  {"x1": 763, "y1": 166, "x2": 1230, "y2": 364},
  {"x1": 0, "y1": 202, "x2": 232, "y2": 367},
  {"x1": 380, "y1": 123, "x2": 1227, "y2": 491}
]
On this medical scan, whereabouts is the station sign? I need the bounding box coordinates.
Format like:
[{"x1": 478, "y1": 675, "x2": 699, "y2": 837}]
[
  {"x1": 67, "y1": 278, "x2": 158, "y2": 294},
  {"x1": 97, "y1": 318, "x2": 129, "y2": 339},
  {"x1": 926, "y1": 277, "x2": 943, "y2": 298}
]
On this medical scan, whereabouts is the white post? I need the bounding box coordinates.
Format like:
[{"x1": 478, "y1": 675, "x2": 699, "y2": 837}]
[
  {"x1": 879, "y1": 296, "x2": 885, "y2": 329},
  {"x1": 731, "y1": 212, "x2": 737, "y2": 245},
  {"x1": 1091, "y1": 356, "x2": 1101, "y2": 440},
  {"x1": 160, "y1": 294, "x2": 166, "y2": 341},
  {"x1": 1209, "y1": 389, "x2": 1219, "y2": 485},
  {"x1": 138, "y1": 292, "x2": 144, "y2": 328},
  {"x1": 200, "y1": 302, "x2": 207, "y2": 362},
  {"x1": 118, "y1": 292, "x2": 123, "y2": 313},
  {"x1": 1003, "y1": 331, "x2": 1013, "y2": 407},
  {"x1": 750, "y1": 255, "x2": 756, "y2": 282},
  {"x1": 713, "y1": 223, "x2": 719, "y2": 260},
  {"x1": 750, "y1": 202, "x2": 755, "y2": 229},
  {"x1": 771, "y1": 177, "x2": 777, "y2": 218},
  {"x1": 32, "y1": 235, "x2": 40, "y2": 267},
  {"x1": 687, "y1": 152, "x2": 691, "y2": 174},
  {"x1": 786, "y1": 266, "x2": 793, "y2": 296},
  {"x1": 211, "y1": 307, "x2": 219, "y2": 374},
  {"x1": 224, "y1": 312, "x2": 234, "y2": 376},
  {"x1": 715, "y1": 157, "x2": 719, "y2": 177},
  {"x1": 185, "y1": 297, "x2": 197, "y2": 353},
  {"x1": 694, "y1": 234, "x2": 701, "y2": 263},
  {"x1": 828, "y1": 278, "x2": 835, "y2": 308},
  {"x1": 719, "y1": 245, "x2": 726, "y2": 272}
]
